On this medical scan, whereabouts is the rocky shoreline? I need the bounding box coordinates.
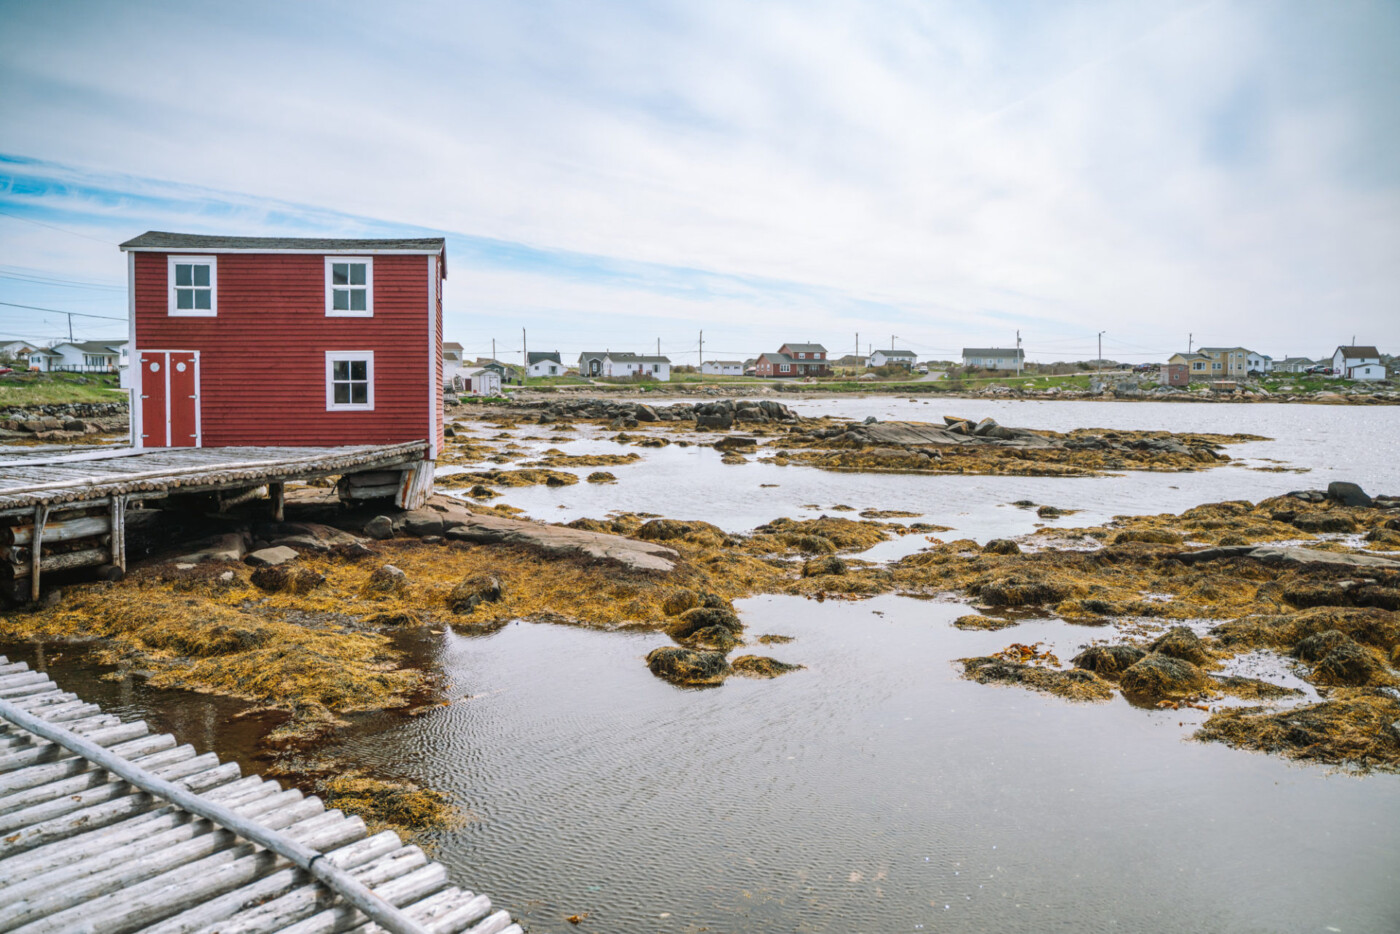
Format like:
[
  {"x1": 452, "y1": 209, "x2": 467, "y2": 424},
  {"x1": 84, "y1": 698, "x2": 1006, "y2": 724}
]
[{"x1": 0, "y1": 401, "x2": 129, "y2": 441}]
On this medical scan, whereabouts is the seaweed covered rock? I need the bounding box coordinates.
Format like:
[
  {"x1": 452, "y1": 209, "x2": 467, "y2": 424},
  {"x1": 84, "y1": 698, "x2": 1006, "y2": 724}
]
[
  {"x1": 645, "y1": 646, "x2": 730, "y2": 686},
  {"x1": 1312, "y1": 642, "x2": 1391, "y2": 686},
  {"x1": 802, "y1": 555, "x2": 848, "y2": 577},
  {"x1": 250, "y1": 565, "x2": 325, "y2": 596},
  {"x1": 983, "y1": 539, "x2": 1021, "y2": 555},
  {"x1": 1211, "y1": 676, "x2": 1302, "y2": 700},
  {"x1": 661, "y1": 588, "x2": 701, "y2": 616},
  {"x1": 1119, "y1": 654, "x2": 1208, "y2": 699},
  {"x1": 954, "y1": 614, "x2": 1020, "y2": 631},
  {"x1": 1197, "y1": 690, "x2": 1400, "y2": 771},
  {"x1": 1147, "y1": 626, "x2": 1212, "y2": 665},
  {"x1": 731, "y1": 655, "x2": 804, "y2": 678},
  {"x1": 364, "y1": 564, "x2": 409, "y2": 595},
  {"x1": 961, "y1": 656, "x2": 1113, "y2": 701},
  {"x1": 586, "y1": 471, "x2": 616, "y2": 484},
  {"x1": 683, "y1": 625, "x2": 742, "y2": 652},
  {"x1": 1071, "y1": 644, "x2": 1146, "y2": 678},
  {"x1": 1111, "y1": 529, "x2": 1183, "y2": 545},
  {"x1": 1293, "y1": 629, "x2": 1355, "y2": 662},
  {"x1": 667, "y1": 605, "x2": 743, "y2": 640},
  {"x1": 635, "y1": 518, "x2": 727, "y2": 546},
  {"x1": 971, "y1": 575, "x2": 1070, "y2": 607},
  {"x1": 447, "y1": 573, "x2": 504, "y2": 613}
]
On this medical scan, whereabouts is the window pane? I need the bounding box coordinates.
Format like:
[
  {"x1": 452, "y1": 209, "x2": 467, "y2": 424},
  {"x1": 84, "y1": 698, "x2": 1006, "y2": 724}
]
[
  {"x1": 349, "y1": 289, "x2": 366, "y2": 311},
  {"x1": 175, "y1": 264, "x2": 192, "y2": 287},
  {"x1": 192, "y1": 265, "x2": 210, "y2": 287},
  {"x1": 349, "y1": 263, "x2": 366, "y2": 286},
  {"x1": 333, "y1": 289, "x2": 349, "y2": 311},
  {"x1": 177, "y1": 289, "x2": 194, "y2": 309},
  {"x1": 350, "y1": 384, "x2": 367, "y2": 404},
  {"x1": 194, "y1": 290, "x2": 211, "y2": 310},
  {"x1": 333, "y1": 263, "x2": 349, "y2": 285},
  {"x1": 333, "y1": 360, "x2": 349, "y2": 380},
  {"x1": 334, "y1": 384, "x2": 350, "y2": 404},
  {"x1": 349, "y1": 360, "x2": 367, "y2": 380}
]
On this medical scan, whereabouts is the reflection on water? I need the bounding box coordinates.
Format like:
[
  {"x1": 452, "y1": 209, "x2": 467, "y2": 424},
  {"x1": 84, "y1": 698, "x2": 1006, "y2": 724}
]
[
  {"x1": 476, "y1": 399, "x2": 1400, "y2": 543},
  {"x1": 327, "y1": 596, "x2": 1400, "y2": 934}
]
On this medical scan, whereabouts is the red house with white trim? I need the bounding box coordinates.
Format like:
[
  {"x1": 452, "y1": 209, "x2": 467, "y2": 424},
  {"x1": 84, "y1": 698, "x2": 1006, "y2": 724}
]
[
  {"x1": 753, "y1": 342, "x2": 830, "y2": 378},
  {"x1": 120, "y1": 232, "x2": 445, "y2": 466}
]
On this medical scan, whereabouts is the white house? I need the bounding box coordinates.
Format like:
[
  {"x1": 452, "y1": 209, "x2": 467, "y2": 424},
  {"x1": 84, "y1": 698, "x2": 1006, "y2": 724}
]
[
  {"x1": 0, "y1": 341, "x2": 40, "y2": 367},
  {"x1": 1245, "y1": 351, "x2": 1273, "y2": 374},
  {"x1": 1332, "y1": 345, "x2": 1385, "y2": 381},
  {"x1": 526, "y1": 351, "x2": 563, "y2": 377},
  {"x1": 961, "y1": 347, "x2": 1023, "y2": 370},
  {"x1": 602, "y1": 352, "x2": 670, "y2": 381},
  {"x1": 701, "y1": 360, "x2": 744, "y2": 376},
  {"x1": 31, "y1": 340, "x2": 127, "y2": 373},
  {"x1": 454, "y1": 366, "x2": 502, "y2": 396},
  {"x1": 1275, "y1": 357, "x2": 1314, "y2": 373},
  {"x1": 870, "y1": 349, "x2": 917, "y2": 368}
]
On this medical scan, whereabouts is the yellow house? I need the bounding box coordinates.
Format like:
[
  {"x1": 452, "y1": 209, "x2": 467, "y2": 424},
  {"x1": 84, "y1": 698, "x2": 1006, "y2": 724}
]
[{"x1": 1171, "y1": 347, "x2": 1251, "y2": 378}]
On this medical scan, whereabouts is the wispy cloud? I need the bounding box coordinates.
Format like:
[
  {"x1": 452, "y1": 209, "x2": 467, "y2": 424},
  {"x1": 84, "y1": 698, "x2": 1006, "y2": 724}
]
[{"x1": 1, "y1": 0, "x2": 1396, "y2": 361}]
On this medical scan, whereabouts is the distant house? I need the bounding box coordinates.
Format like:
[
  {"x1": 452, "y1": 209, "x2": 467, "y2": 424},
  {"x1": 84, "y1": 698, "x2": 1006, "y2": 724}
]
[
  {"x1": 1332, "y1": 345, "x2": 1384, "y2": 381},
  {"x1": 577, "y1": 352, "x2": 607, "y2": 377},
  {"x1": 701, "y1": 360, "x2": 744, "y2": 376},
  {"x1": 1194, "y1": 347, "x2": 1252, "y2": 378},
  {"x1": 0, "y1": 340, "x2": 40, "y2": 367},
  {"x1": 961, "y1": 347, "x2": 1023, "y2": 370},
  {"x1": 754, "y1": 343, "x2": 830, "y2": 378},
  {"x1": 443, "y1": 342, "x2": 464, "y2": 368},
  {"x1": 526, "y1": 351, "x2": 563, "y2": 377},
  {"x1": 600, "y1": 352, "x2": 671, "y2": 381},
  {"x1": 1168, "y1": 352, "x2": 1212, "y2": 378},
  {"x1": 453, "y1": 366, "x2": 502, "y2": 396},
  {"x1": 32, "y1": 340, "x2": 127, "y2": 373},
  {"x1": 1275, "y1": 357, "x2": 1314, "y2": 373},
  {"x1": 1245, "y1": 351, "x2": 1273, "y2": 374},
  {"x1": 870, "y1": 349, "x2": 917, "y2": 368}
]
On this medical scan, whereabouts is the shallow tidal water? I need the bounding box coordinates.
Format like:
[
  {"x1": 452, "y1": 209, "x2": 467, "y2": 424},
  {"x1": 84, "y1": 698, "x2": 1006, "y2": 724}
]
[{"x1": 8, "y1": 399, "x2": 1400, "y2": 932}]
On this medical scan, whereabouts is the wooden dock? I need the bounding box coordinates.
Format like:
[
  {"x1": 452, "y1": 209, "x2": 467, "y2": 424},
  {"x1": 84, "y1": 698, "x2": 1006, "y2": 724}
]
[
  {"x1": 0, "y1": 655, "x2": 519, "y2": 934},
  {"x1": 0, "y1": 444, "x2": 434, "y2": 601}
]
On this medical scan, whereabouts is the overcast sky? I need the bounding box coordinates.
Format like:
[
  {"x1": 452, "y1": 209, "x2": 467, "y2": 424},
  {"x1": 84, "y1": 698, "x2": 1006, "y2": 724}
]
[{"x1": 1, "y1": 0, "x2": 1396, "y2": 364}]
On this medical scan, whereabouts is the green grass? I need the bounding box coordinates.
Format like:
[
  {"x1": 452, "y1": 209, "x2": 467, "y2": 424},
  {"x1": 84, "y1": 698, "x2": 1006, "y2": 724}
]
[{"x1": 0, "y1": 372, "x2": 127, "y2": 406}]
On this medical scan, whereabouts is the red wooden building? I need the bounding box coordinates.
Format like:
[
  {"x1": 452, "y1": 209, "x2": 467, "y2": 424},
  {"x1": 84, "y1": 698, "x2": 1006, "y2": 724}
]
[
  {"x1": 120, "y1": 231, "x2": 446, "y2": 473},
  {"x1": 753, "y1": 342, "x2": 830, "y2": 378}
]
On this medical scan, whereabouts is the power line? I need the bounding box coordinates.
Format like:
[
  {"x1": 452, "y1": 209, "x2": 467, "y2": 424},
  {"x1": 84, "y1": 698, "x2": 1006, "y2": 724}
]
[
  {"x1": 0, "y1": 209, "x2": 116, "y2": 245},
  {"x1": 0, "y1": 271, "x2": 125, "y2": 292},
  {"x1": 0, "y1": 301, "x2": 128, "y2": 322}
]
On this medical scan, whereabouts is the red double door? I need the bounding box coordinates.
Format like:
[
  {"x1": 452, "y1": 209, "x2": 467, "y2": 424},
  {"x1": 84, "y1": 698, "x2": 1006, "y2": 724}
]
[{"x1": 139, "y1": 351, "x2": 201, "y2": 447}]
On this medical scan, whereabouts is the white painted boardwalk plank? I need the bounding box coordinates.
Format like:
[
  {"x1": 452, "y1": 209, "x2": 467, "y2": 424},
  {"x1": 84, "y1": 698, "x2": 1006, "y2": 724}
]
[{"x1": 0, "y1": 657, "x2": 518, "y2": 934}]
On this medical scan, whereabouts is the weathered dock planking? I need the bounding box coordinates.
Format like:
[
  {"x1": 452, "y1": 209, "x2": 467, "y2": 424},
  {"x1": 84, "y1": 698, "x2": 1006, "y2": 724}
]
[
  {"x1": 0, "y1": 656, "x2": 520, "y2": 934},
  {"x1": 0, "y1": 444, "x2": 434, "y2": 601}
]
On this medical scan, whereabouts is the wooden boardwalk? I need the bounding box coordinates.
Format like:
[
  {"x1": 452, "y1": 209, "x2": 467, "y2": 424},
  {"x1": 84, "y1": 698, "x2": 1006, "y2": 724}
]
[
  {"x1": 0, "y1": 443, "x2": 433, "y2": 601},
  {"x1": 0, "y1": 656, "x2": 520, "y2": 934}
]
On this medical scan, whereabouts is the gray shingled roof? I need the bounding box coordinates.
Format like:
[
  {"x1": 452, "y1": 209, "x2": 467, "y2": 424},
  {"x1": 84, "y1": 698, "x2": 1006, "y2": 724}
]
[
  {"x1": 780, "y1": 343, "x2": 827, "y2": 353},
  {"x1": 528, "y1": 351, "x2": 562, "y2": 365},
  {"x1": 120, "y1": 231, "x2": 445, "y2": 253},
  {"x1": 1336, "y1": 345, "x2": 1380, "y2": 358},
  {"x1": 876, "y1": 349, "x2": 917, "y2": 357},
  {"x1": 961, "y1": 347, "x2": 1024, "y2": 357},
  {"x1": 607, "y1": 352, "x2": 670, "y2": 364}
]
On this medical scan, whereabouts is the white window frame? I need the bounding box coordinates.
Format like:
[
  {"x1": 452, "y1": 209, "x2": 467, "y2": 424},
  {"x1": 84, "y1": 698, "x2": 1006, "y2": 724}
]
[
  {"x1": 780, "y1": 363, "x2": 790, "y2": 373},
  {"x1": 325, "y1": 351, "x2": 375, "y2": 411},
  {"x1": 325, "y1": 256, "x2": 374, "y2": 317},
  {"x1": 167, "y1": 255, "x2": 217, "y2": 317}
]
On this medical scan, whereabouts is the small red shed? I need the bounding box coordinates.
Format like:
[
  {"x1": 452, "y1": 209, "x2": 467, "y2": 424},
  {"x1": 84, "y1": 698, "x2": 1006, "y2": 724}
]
[
  {"x1": 1164, "y1": 363, "x2": 1189, "y2": 387},
  {"x1": 120, "y1": 231, "x2": 446, "y2": 469}
]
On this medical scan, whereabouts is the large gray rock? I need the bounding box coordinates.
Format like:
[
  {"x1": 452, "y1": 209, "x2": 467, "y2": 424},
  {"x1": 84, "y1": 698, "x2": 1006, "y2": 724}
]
[
  {"x1": 174, "y1": 533, "x2": 247, "y2": 565},
  {"x1": 402, "y1": 509, "x2": 444, "y2": 536},
  {"x1": 245, "y1": 545, "x2": 300, "y2": 568},
  {"x1": 364, "y1": 515, "x2": 395, "y2": 540},
  {"x1": 1179, "y1": 544, "x2": 1400, "y2": 571},
  {"x1": 1327, "y1": 481, "x2": 1372, "y2": 507},
  {"x1": 366, "y1": 564, "x2": 409, "y2": 594}
]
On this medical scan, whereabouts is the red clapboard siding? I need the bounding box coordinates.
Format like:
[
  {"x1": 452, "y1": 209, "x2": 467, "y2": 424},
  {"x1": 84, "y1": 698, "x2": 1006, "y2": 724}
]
[{"x1": 133, "y1": 252, "x2": 439, "y2": 450}]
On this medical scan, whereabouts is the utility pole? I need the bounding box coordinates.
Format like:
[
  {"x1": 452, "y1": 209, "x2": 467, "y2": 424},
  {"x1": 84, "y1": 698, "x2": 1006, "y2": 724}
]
[
  {"x1": 1097, "y1": 331, "x2": 1105, "y2": 371},
  {"x1": 67, "y1": 314, "x2": 73, "y2": 343},
  {"x1": 891, "y1": 335, "x2": 895, "y2": 350},
  {"x1": 855, "y1": 332, "x2": 859, "y2": 360},
  {"x1": 491, "y1": 338, "x2": 496, "y2": 365},
  {"x1": 699, "y1": 330, "x2": 703, "y2": 366},
  {"x1": 657, "y1": 337, "x2": 661, "y2": 357},
  {"x1": 1188, "y1": 333, "x2": 1193, "y2": 354},
  {"x1": 1016, "y1": 330, "x2": 1022, "y2": 377},
  {"x1": 521, "y1": 328, "x2": 527, "y2": 386}
]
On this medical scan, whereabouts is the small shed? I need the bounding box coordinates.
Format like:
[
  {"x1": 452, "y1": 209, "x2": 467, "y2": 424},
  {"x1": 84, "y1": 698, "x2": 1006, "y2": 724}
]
[{"x1": 1164, "y1": 363, "x2": 1189, "y2": 386}]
